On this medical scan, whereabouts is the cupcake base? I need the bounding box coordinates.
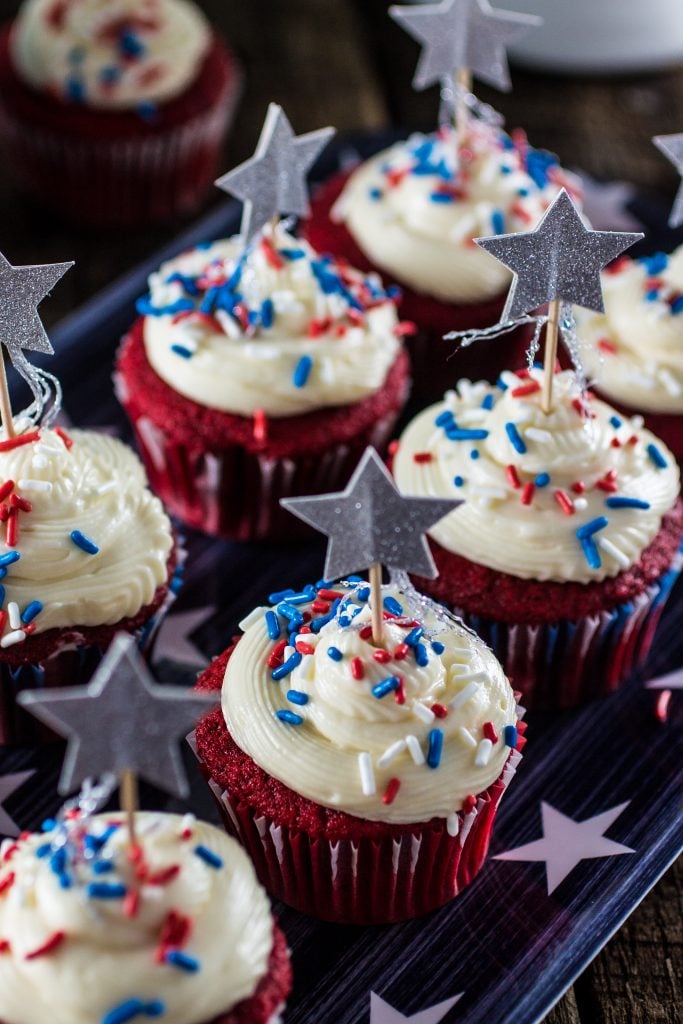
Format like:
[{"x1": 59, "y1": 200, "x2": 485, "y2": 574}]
[
  {"x1": 0, "y1": 26, "x2": 241, "y2": 227},
  {"x1": 115, "y1": 319, "x2": 411, "y2": 541},
  {"x1": 210, "y1": 923, "x2": 291, "y2": 1024},
  {"x1": 303, "y1": 171, "x2": 532, "y2": 399},
  {"x1": 194, "y1": 649, "x2": 525, "y2": 925}
]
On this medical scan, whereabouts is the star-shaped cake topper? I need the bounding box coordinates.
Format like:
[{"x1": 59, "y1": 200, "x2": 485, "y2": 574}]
[
  {"x1": 18, "y1": 634, "x2": 216, "y2": 799},
  {"x1": 645, "y1": 668, "x2": 683, "y2": 691},
  {"x1": 0, "y1": 251, "x2": 73, "y2": 371},
  {"x1": 494, "y1": 800, "x2": 634, "y2": 894},
  {"x1": 370, "y1": 991, "x2": 462, "y2": 1024},
  {"x1": 216, "y1": 102, "x2": 334, "y2": 246},
  {"x1": 0, "y1": 770, "x2": 34, "y2": 838},
  {"x1": 390, "y1": 0, "x2": 541, "y2": 93},
  {"x1": 476, "y1": 189, "x2": 643, "y2": 320},
  {"x1": 652, "y1": 133, "x2": 683, "y2": 229},
  {"x1": 281, "y1": 447, "x2": 461, "y2": 580}
]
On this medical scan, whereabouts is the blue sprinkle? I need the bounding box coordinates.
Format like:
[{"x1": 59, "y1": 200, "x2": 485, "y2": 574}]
[
  {"x1": 261, "y1": 298, "x2": 274, "y2": 328},
  {"x1": 276, "y1": 601, "x2": 304, "y2": 625},
  {"x1": 347, "y1": 574, "x2": 363, "y2": 582},
  {"x1": 447, "y1": 428, "x2": 489, "y2": 441},
  {"x1": 287, "y1": 689, "x2": 309, "y2": 705},
  {"x1": 0, "y1": 584, "x2": 5, "y2": 606},
  {"x1": 99, "y1": 65, "x2": 121, "y2": 85},
  {"x1": 372, "y1": 676, "x2": 401, "y2": 699},
  {"x1": 264, "y1": 610, "x2": 280, "y2": 641},
  {"x1": 576, "y1": 516, "x2": 609, "y2": 539},
  {"x1": 165, "y1": 273, "x2": 201, "y2": 297},
  {"x1": 670, "y1": 295, "x2": 683, "y2": 315},
  {"x1": 481, "y1": 393, "x2": 495, "y2": 410},
  {"x1": 166, "y1": 950, "x2": 200, "y2": 973},
  {"x1": 606, "y1": 497, "x2": 651, "y2": 510},
  {"x1": 293, "y1": 355, "x2": 313, "y2": 387},
  {"x1": 275, "y1": 709, "x2": 304, "y2": 725},
  {"x1": 280, "y1": 248, "x2": 306, "y2": 260},
  {"x1": 404, "y1": 626, "x2": 424, "y2": 647},
  {"x1": 505, "y1": 422, "x2": 527, "y2": 454},
  {"x1": 36, "y1": 843, "x2": 51, "y2": 859},
  {"x1": 65, "y1": 77, "x2": 85, "y2": 103},
  {"x1": 102, "y1": 999, "x2": 166, "y2": 1024},
  {"x1": 194, "y1": 845, "x2": 224, "y2": 869},
  {"x1": 435, "y1": 410, "x2": 455, "y2": 427},
  {"x1": 491, "y1": 209, "x2": 505, "y2": 234},
  {"x1": 288, "y1": 630, "x2": 298, "y2": 647},
  {"x1": 84, "y1": 825, "x2": 119, "y2": 853},
  {"x1": 87, "y1": 882, "x2": 127, "y2": 900},
  {"x1": 119, "y1": 30, "x2": 146, "y2": 58},
  {"x1": 0, "y1": 551, "x2": 20, "y2": 567},
  {"x1": 170, "y1": 344, "x2": 193, "y2": 360},
  {"x1": 497, "y1": 375, "x2": 508, "y2": 391},
  {"x1": 137, "y1": 101, "x2": 158, "y2": 122},
  {"x1": 357, "y1": 585, "x2": 370, "y2": 601},
  {"x1": 427, "y1": 729, "x2": 444, "y2": 769},
  {"x1": 517, "y1": 186, "x2": 529, "y2": 196},
  {"x1": 383, "y1": 595, "x2": 403, "y2": 616},
  {"x1": 641, "y1": 251, "x2": 668, "y2": 275},
  {"x1": 369, "y1": 187, "x2": 383, "y2": 200},
  {"x1": 285, "y1": 590, "x2": 315, "y2": 605},
  {"x1": 504, "y1": 725, "x2": 518, "y2": 748},
  {"x1": 534, "y1": 472, "x2": 550, "y2": 487},
  {"x1": 57, "y1": 872, "x2": 72, "y2": 889},
  {"x1": 415, "y1": 642, "x2": 429, "y2": 667},
  {"x1": 272, "y1": 652, "x2": 302, "y2": 680},
  {"x1": 70, "y1": 530, "x2": 99, "y2": 555},
  {"x1": 454, "y1": 475, "x2": 464, "y2": 487},
  {"x1": 609, "y1": 415, "x2": 623, "y2": 429},
  {"x1": 470, "y1": 450, "x2": 480, "y2": 460},
  {"x1": 430, "y1": 191, "x2": 454, "y2": 203},
  {"x1": 431, "y1": 640, "x2": 445, "y2": 654},
  {"x1": 49, "y1": 847, "x2": 67, "y2": 875},
  {"x1": 327, "y1": 646, "x2": 343, "y2": 661},
  {"x1": 579, "y1": 535, "x2": 601, "y2": 570},
  {"x1": 92, "y1": 860, "x2": 115, "y2": 875},
  {"x1": 647, "y1": 443, "x2": 668, "y2": 469},
  {"x1": 268, "y1": 588, "x2": 296, "y2": 603},
  {"x1": 41, "y1": 818, "x2": 57, "y2": 832},
  {"x1": 645, "y1": 289, "x2": 660, "y2": 303}
]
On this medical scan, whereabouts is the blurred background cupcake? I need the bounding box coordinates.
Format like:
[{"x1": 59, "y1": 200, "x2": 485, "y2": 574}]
[{"x1": 0, "y1": 0, "x2": 241, "y2": 227}]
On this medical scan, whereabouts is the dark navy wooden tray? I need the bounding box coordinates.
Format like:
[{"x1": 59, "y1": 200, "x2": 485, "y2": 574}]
[{"x1": 0, "y1": 134, "x2": 681, "y2": 1024}]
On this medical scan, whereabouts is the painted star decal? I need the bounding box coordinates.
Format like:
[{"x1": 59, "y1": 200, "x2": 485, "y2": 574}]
[
  {"x1": 389, "y1": 0, "x2": 541, "y2": 93},
  {"x1": 0, "y1": 771, "x2": 34, "y2": 838},
  {"x1": 281, "y1": 447, "x2": 461, "y2": 580},
  {"x1": 494, "y1": 801, "x2": 634, "y2": 894},
  {"x1": 216, "y1": 102, "x2": 334, "y2": 245},
  {"x1": 370, "y1": 992, "x2": 462, "y2": 1024},
  {"x1": 653, "y1": 133, "x2": 683, "y2": 229},
  {"x1": 18, "y1": 634, "x2": 216, "y2": 799},
  {"x1": 0, "y1": 251, "x2": 72, "y2": 370},
  {"x1": 476, "y1": 189, "x2": 642, "y2": 320}
]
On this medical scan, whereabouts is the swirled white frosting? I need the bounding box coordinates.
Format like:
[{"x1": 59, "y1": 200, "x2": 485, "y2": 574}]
[
  {"x1": 0, "y1": 426, "x2": 173, "y2": 638},
  {"x1": 11, "y1": 0, "x2": 210, "y2": 110},
  {"x1": 334, "y1": 123, "x2": 583, "y2": 303},
  {"x1": 224, "y1": 582, "x2": 518, "y2": 824},
  {"x1": 576, "y1": 248, "x2": 683, "y2": 414},
  {"x1": 0, "y1": 812, "x2": 274, "y2": 1024},
  {"x1": 141, "y1": 227, "x2": 402, "y2": 418},
  {"x1": 393, "y1": 370, "x2": 679, "y2": 583}
]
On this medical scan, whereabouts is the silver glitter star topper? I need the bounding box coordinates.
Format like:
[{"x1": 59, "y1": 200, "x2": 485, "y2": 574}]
[
  {"x1": 19, "y1": 633, "x2": 216, "y2": 800},
  {"x1": 653, "y1": 133, "x2": 683, "y2": 229},
  {"x1": 216, "y1": 102, "x2": 335, "y2": 246},
  {"x1": 390, "y1": 0, "x2": 541, "y2": 93}
]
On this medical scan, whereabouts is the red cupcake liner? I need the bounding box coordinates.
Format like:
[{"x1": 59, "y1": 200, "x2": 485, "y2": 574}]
[
  {"x1": 115, "y1": 323, "x2": 411, "y2": 541},
  {"x1": 0, "y1": 28, "x2": 241, "y2": 227},
  {"x1": 304, "y1": 170, "x2": 533, "y2": 399}
]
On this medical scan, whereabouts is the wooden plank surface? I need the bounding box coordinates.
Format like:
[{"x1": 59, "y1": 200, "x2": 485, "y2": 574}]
[{"x1": 0, "y1": 2, "x2": 680, "y2": 1021}]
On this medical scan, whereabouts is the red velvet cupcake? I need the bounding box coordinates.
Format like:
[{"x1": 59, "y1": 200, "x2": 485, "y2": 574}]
[
  {"x1": 392, "y1": 368, "x2": 683, "y2": 710},
  {"x1": 115, "y1": 228, "x2": 411, "y2": 541},
  {"x1": 0, "y1": 811, "x2": 291, "y2": 1024},
  {"x1": 0, "y1": 0, "x2": 241, "y2": 227},
  {"x1": 194, "y1": 578, "x2": 525, "y2": 925},
  {"x1": 303, "y1": 121, "x2": 582, "y2": 398}
]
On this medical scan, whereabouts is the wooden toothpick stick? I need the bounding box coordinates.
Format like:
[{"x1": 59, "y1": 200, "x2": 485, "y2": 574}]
[
  {"x1": 0, "y1": 356, "x2": 15, "y2": 440},
  {"x1": 369, "y1": 562, "x2": 383, "y2": 646},
  {"x1": 541, "y1": 299, "x2": 561, "y2": 415},
  {"x1": 455, "y1": 67, "x2": 472, "y2": 150},
  {"x1": 120, "y1": 768, "x2": 138, "y2": 848}
]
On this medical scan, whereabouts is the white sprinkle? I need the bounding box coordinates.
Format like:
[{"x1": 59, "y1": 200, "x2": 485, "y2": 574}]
[
  {"x1": 450, "y1": 681, "x2": 480, "y2": 709},
  {"x1": 458, "y1": 727, "x2": 477, "y2": 749},
  {"x1": 283, "y1": 645, "x2": 295, "y2": 661},
  {"x1": 598, "y1": 536, "x2": 631, "y2": 569},
  {"x1": 500, "y1": 370, "x2": 521, "y2": 389},
  {"x1": 658, "y1": 368, "x2": 682, "y2": 397},
  {"x1": 358, "y1": 752, "x2": 376, "y2": 796},
  {"x1": 31, "y1": 455, "x2": 48, "y2": 470},
  {"x1": 18, "y1": 479, "x2": 52, "y2": 493},
  {"x1": 180, "y1": 813, "x2": 196, "y2": 837},
  {"x1": 525, "y1": 427, "x2": 552, "y2": 444},
  {"x1": 1, "y1": 629, "x2": 25, "y2": 648},
  {"x1": 295, "y1": 633, "x2": 318, "y2": 648},
  {"x1": 446, "y1": 813, "x2": 460, "y2": 837},
  {"x1": 7, "y1": 603, "x2": 20, "y2": 631},
  {"x1": 378, "y1": 739, "x2": 407, "y2": 769},
  {"x1": 293, "y1": 653, "x2": 314, "y2": 683},
  {"x1": 405, "y1": 734, "x2": 425, "y2": 765},
  {"x1": 239, "y1": 606, "x2": 268, "y2": 631},
  {"x1": 96, "y1": 481, "x2": 117, "y2": 496},
  {"x1": 574, "y1": 497, "x2": 588, "y2": 511},
  {"x1": 215, "y1": 309, "x2": 242, "y2": 339},
  {"x1": 412, "y1": 701, "x2": 436, "y2": 725},
  {"x1": 471, "y1": 485, "x2": 508, "y2": 503},
  {"x1": 458, "y1": 408, "x2": 488, "y2": 425},
  {"x1": 475, "y1": 738, "x2": 493, "y2": 767},
  {"x1": 631, "y1": 414, "x2": 644, "y2": 429},
  {"x1": 35, "y1": 442, "x2": 63, "y2": 456}
]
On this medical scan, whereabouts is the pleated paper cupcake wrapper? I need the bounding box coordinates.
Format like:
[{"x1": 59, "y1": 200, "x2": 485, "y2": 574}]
[
  {"x1": 0, "y1": 81, "x2": 237, "y2": 227},
  {"x1": 0, "y1": 548, "x2": 185, "y2": 747},
  {"x1": 450, "y1": 546, "x2": 683, "y2": 712},
  {"x1": 118, "y1": 397, "x2": 407, "y2": 543},
  {"x1": 199, "y1": 749, "x2": 522, "y2": 925}
]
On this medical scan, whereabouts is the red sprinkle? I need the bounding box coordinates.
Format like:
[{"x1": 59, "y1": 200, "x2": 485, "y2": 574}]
[
  {"x1": 260, "y1": 237, "x2": 285, "y2": 270},
  {"x1": 310, "y1": 600, "x2": 330, "y2": 614},
  {"x1": 462, "y1": 795, "x2": 477, "y2": 814},
  {"x1": 0, "y1": 431, "x2": 40, "y2": 454},
  {"x1": 596, "y1": 474, "x2": 618, "y2": 494},
  {"x1": 2, "y1": 845, "x2": 18, "y2": 864},
  {"x1": 382, "y1": 778, "x2": 401, "y2": 805},
  {"x1": 394, "y1": 678, "x2": 406, "y2": 705},
  {"x1": 554, "y1": 489, "x2": 575, "y2": 516},
  {"x1": 0, "y1": 505, "x2": 8, "y2": 523},
  {"x1": 394, "y1": 321, "x2": 417, "y2": 337},
  {"x1": 611, "y1": 437, "x2": 621, "y2": 448},
  {"x1": 373, "y1": 650, "x2": 391, "y2": 664},
  {"x1": 431, "y1": 703, "x2": 448, "y2": 719},
  {"x1": 0, "y1": 872, "x2": 15, "y2": 896},
  {"x1": 295, "y1": 641, "x2": 315, "y2": 656},
  {"x1": 146, "y1": 864, "x2": 180, "y2": 886},
  {"x1": 23, "y1": 623, "x2": 36, "y2": 636},
  {"x1": 413, "y1": 452, "x2": 433, "y2": 464},
  {"x1": 521, "y1": 481, "x2": 535, "y2": 506},
  {"x1": 350, "y1": 656, "x2": 365, "y2": 680},
  {"x1": 511, "y1": 380, "x2": 541, "y2": 398},
  {"x1": 506, "y1": 464, "x2": 521, "y2": 489},
  {"x1": 483, "y1": 721, "x2": 498, "y2": 744},
  {"x1": 308, "y1": 317, "x2": 332, "y2": 338},
  {"x1": 9, "y1": 494, "x2": 32, "y2": 513},
  {"x1": 155, "y1": 910, "x2": 192, "y2": 962},
  {"x1": 655, "y1": 689, "x2": 672, "y2": 723},
  {"x1": 123, "y1": 889, "x2": 140, "y2": 918},
  {"x1": 628, "y1": 435, "x2": 639, "y2": 446},
  {"x1": 25, "y1": 931, "x2": 66, "y2": 960},
  {"x1": 0, "y1": 481, "x2": 14, "y2": 502},
  {"x1": 393, "y1": 642, "x2": 409, "y2": 661},
  {"x1": 0, "y1": 939, "x2": 10, "y2": 954},
  {"x1": 359, "y1": 625, "x2": 373, "y2": 641},
  {"x1": 253, "y1": 408, "x2": 268, "y2": 444},
  {"x1": 267, "y1": 639, "x2": 287, "y2": 669},
  {"x1": 317, "y1": 589, "x2": 344, "y2": 601},
  {"x1": 571, "y1": 481, "x2": 585, "y2": 494},
  {"x1": 597, "y1": 337, "x2": 618, "y2": 354},
  {"x1": 54, "y1": 427, "x2": 73, "y2": 450},
  {"x1": 6, "y1": 510, "x2": 18, "y2": 548}
]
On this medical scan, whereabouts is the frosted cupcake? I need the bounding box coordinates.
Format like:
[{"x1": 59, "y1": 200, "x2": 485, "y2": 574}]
[
  {"x1": 195, "y1": 578, "x2": 525, "y2": 924},
  {"x1": 304, "y1": 121, "x2": 582, "y2": 396},
  {"x1": 576, "y1": 248, "x2": 683, "y2": 459},
  {"x1": 0, "y1": 811, "x2": 291, "y2": 1024},
  {"x1": 116, "y1": 227, "x2": 411, "y2": 540},
  {"x1": 392, "y1": 368, "x2": 683, "y2": 710},
  {"x1": 0, "y1": 0, "x2": 240, "y2": 226}
]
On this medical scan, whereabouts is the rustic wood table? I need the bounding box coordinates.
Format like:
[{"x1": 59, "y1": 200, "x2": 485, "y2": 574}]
[{"x1": 0, "y1": 2, "x2": 680, "y2": 1021}]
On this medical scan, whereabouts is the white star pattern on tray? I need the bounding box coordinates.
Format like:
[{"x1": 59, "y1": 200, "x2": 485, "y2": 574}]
[
  {"x1": 370, "y1": 992, "x2": 462, "y2": 1024},
  {"x1": 494, "y1": 801, "x2": 634, "y2": 894},
  {"x1": 153, "y1": 605, "x2": 215, "y2": 669},
  {"x1": 0, "y1": 771, "x2": 34, "y2": 837}
]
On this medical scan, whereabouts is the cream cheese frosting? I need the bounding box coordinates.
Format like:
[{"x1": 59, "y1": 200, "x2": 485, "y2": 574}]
[
  {"x1": 393, "y1": 369, "x2": 679, "y2": 583},
  {"x1": 0, "y1": 812, "x2": 274, "y2": 1024},
  {"x1": 577, "y1": 248, "x2": 683, "y2": 414},
  {"x1": 333, "y1": 122, "x2": 583, "y2": 303},
  {"x1": 140, "y1": 227, "x2": 403, "y2": 418},
  {"x1": 0, "y1": 426, "x2": 173, "y2": 640},
  {"x1": 11, "y1": 0, "x2": 210, "y2": 110},
  {"x1": 224, "y1": 580, "x2": 519, "y2": 825}
]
